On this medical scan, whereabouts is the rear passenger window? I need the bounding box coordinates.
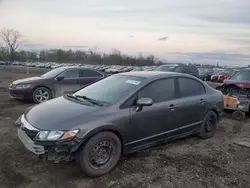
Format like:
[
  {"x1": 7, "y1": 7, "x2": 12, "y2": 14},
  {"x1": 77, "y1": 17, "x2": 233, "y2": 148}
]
[
  {"x1": 60, "y1": 70, "x2": 79, "y2": 78},
  {"x1": 178, "y1": 78, "x2": 205, "y2": 97},
  {"x1": 138, "y1": 78, "x2": 176, "y2": 103},
  {"x1": 183, "y1": 66, "x2": 190, "y2": 73},
  {"x1": 189, "y1": 66, "x2": 198, "y2": 74},
  {"x1": 80, "y1": 70, "x2": 103, "y2": 77},
  {"x1": 175, "y1": 67, "x2": 183, "y2": 73}
]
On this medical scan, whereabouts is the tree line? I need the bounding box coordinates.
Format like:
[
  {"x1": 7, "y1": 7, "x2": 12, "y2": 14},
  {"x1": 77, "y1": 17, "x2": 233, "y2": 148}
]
[{"x1": 0, "y1": 28, "x2": 162, "y2": 66}]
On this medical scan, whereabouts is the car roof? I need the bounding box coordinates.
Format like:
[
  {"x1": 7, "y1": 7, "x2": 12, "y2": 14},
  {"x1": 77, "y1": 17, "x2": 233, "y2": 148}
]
[
  {"x1": 117, "y1": 71, "x2": 189, "y2": 79},
  {"x1": 159, "y1": 63, "x2": 185, "y2": 67},
  {"x1": 59, "y1": 66, "x2": 98, "y2": 70},
  {"x1": 242, "y1": 68, "x2": 250, "y2": 71}
]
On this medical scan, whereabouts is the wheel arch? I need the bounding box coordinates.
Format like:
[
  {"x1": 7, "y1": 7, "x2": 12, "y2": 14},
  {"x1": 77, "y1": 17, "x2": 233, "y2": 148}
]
[
  {"x1": 203, "y1": 107, "x2": 220, "y2": 121},
  {"x1": 73, "y1": 125, "x2": 125, "y2": 154},
  {"x1": 211, "y1": 108, "x2": 219, "y2": 120},
  {"x1": 32, "y1": 85, "x2": 53, "y2": 97},
  {"x1": 32, "y1": 85, "x2": 52, "y2": 93}
]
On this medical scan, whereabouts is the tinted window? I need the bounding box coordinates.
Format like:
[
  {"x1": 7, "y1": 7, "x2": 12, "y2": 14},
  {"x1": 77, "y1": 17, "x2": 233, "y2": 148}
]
[
  {"x1": 80, "y1": 70, "x2": 103, "y2": 77},
  {"x1": 189, "y1": 66, "x2": 198, "y2": 73},
  {"x1": 182, "y1": 66, "x2": 190, "y2": 73},
  {"x1": 155, "y1": 66, "x2": 176, "y2": 72},
  {"x1": 74, "y1": 75, "x2": 145, "y2": 105},
  {"x1": 175, "y1": 67, "x2": 183, "y2": 73},
  {"x1": 178, "y1": 78, "x2": 205, "y2": 97},
  {"x1": 41, "y1": 67, "x2": 66, "y2": 78},
  {"x1": 231, "y1": 71, "x2": 250, "y2": 81},
  {"x1": 60, "y1": 70, "x2": 79, "y2": 78},
  {"x1": 138, "y1": 78, "x2": 175, "y2": 103}
]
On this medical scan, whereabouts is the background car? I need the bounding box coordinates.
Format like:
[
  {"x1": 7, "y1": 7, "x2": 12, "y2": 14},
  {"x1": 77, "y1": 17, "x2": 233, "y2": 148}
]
[
  {"x1": 16, "y1": 71, "x2": 223, "y2": 177},
  {"x1": 211, "y1": 70, "x2": 238, "y2": 83},
  {"x1": 211, "y1": 71, "x2": 228, "y2": 82},
  {"x1": 198, "y1": 68, "x2": 214, "y2": 81},
  {"x1": 9, "y1": 67, "x2": 106, "y2": 103},
  {"x1": 222, "y1": 68, "x2": 250, "y2": 91},
  {"x1": 154, "y1": 63, "x2": 199, "y2": 77}
]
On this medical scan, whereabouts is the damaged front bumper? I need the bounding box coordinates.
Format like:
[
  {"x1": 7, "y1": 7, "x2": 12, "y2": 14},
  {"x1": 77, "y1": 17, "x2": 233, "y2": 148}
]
[
  {"x1": 18, "y1": 128, "x2": 45, "y2": 154},
  {"x1": 17, "y1": 127, "x2": 81, "y2": 163}
]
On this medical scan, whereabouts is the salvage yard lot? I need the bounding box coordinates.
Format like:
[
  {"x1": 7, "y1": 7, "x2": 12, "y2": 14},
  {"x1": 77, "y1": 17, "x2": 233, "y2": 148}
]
[{"x1": 0, "y1": 66, "x2": 250, "y2": 188}]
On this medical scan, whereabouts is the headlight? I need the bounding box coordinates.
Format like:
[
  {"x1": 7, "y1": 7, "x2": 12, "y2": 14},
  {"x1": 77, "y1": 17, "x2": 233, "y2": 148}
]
[
  {"x1": 35, "y1": 130, "x2": 79, "y2": 141},
  {"x1": 15, "y1": 84, "x2": 31, "y2": 89}
]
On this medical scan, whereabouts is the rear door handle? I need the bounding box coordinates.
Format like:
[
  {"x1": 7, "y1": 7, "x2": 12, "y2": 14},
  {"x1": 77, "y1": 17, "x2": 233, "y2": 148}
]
[
  {"x1": 200, "y1": 99, "x2": 206, "y2": 104},
  {"x1": 168, "y1": 104, "x2": 176, "y2": 111}
]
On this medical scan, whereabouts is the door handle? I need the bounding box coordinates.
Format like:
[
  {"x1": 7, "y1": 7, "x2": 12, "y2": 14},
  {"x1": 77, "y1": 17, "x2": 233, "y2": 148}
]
[
  {"x1": 199, "y1": 99, "x2": 206, "y2": 104},
  {"x1": 168, "y1": 104, "x2": 176, "y2": 112}
]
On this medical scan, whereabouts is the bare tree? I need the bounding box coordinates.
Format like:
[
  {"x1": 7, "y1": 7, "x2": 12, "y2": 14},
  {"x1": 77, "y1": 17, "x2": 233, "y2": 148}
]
[
  {"x1": 0, "y1": 28, "x2": 24, "y2": 61},
  {"x1": 0, "y1": 46, "x2": 8, "y2": 60}
]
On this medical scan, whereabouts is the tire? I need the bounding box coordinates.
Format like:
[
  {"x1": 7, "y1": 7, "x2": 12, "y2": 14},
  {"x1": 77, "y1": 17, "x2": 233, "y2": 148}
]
[
  {"x1": 232, "y1": 111, "x2": 245, "y2": 121},
  {"x1": 198, "y1": 111, "x2": 218, "y2": 139},
  {"x1": 32, "y1": 87, "x2": 52, "y2": 103},
  {"x1": 77, "y1": 131, "x2": 121, "y2": 177}
]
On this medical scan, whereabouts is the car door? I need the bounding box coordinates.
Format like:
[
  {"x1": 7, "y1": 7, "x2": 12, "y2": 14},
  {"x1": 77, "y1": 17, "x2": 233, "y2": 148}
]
[
  {"x1": 79, "y1": 69, "x2": 104, "y2": 88},
  {"x1": 127, "y1": 78, "x2": 181, "y2": 149},
  {"x1": 55, "y1": 69, "x2": 81, "y2": 96},
  {"x1": 175, "y1": 77, "x2": 206, "y2": 133}
]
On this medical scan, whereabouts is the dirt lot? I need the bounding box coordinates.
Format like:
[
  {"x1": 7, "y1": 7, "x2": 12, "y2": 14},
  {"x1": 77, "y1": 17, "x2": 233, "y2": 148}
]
[{"x1": 0, "y1": 66, "x2": 250, "y2": 188}]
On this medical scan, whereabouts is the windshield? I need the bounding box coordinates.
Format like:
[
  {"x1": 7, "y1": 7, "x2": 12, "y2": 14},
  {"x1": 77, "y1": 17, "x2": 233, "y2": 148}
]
[
  {"x1": 73, "y1": 75, "x2": 145, "y2": 105},
  {"x1": 218, "y1": 72, "x2": 227, "y2": 76},
  {"x1": 41, "y1": 68, "x2": 65, "y2": 78},
  {"x1": 154, "y1": 66, "x2": 176, "y2": 72}
]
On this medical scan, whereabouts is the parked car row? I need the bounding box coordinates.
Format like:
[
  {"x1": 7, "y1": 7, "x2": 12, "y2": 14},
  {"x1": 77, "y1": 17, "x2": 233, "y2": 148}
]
[
  {"x1": 1, "y1": 61, "x2": 242, "y2": 82},
  {"x1": 7, "y1": 61, "x2": 158, "y2": 73},
  {"x1": 14, "y1": 70, "x2": 224, "y2": 177}
]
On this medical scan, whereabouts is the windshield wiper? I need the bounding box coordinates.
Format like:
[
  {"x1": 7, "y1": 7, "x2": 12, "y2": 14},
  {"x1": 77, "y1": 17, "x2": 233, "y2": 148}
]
[
  {"x1": 74, "y1": 95, "x2": 103, "y2": 106},
  {"x1": 66, "y1": 94, "x2": 83, "y2": 102}
]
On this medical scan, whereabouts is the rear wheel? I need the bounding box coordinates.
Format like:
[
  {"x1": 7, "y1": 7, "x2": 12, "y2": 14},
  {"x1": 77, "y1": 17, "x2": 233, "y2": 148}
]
[
  {"x1": 32, "y1": 87, "x2": 51, "y2": 103},
  {"x1": 77, "y1": 131, "x2": 121, "y2": 177},
  {"x1": 198, "y1": 111, "x2": 217, "y2": 139}
]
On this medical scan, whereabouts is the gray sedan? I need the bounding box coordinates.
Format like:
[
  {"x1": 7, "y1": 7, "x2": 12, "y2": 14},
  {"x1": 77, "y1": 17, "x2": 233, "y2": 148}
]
[{"x1": 15, "y1": 71, "x2": 223, "y2": 177}]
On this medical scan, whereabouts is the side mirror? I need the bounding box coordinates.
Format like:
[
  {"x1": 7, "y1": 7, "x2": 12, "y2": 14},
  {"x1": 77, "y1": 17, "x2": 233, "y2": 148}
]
[
  {"x1": 137, "y1": 98, "x2": 153, "y2": 106},
  {"x1": 56, "y1": 76, "x2": 64, "y2": 81}
]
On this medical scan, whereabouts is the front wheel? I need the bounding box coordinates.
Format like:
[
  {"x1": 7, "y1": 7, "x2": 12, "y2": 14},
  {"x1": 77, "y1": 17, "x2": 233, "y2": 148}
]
[
  {"x1": 77, "y1": 131, "x2": 121, "y2": 177},
  {"x1": 198, "y1": 111, "x2": 218, "y2": 139},
  {"x1": 32, "y1": 87, "x2": 52, "y2": 103}
]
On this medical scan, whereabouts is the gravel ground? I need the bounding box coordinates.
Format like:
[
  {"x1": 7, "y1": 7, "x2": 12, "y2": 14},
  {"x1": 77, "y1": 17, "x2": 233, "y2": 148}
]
[{"x1": 0, "y1": 66, "x2": 249, "y2": 188}]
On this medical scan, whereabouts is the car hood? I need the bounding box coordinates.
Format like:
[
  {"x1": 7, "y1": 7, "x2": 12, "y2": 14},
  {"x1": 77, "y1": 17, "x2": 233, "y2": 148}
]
[
  {"x1": 13, "y1": 77, "x2": 42, "y2": 84},
  {"x1": 223, "y1": 79, "x2": 250, "y2": 86},
  {"x1": 25, "y1": 97, "x2": 101, "y2": 131}
]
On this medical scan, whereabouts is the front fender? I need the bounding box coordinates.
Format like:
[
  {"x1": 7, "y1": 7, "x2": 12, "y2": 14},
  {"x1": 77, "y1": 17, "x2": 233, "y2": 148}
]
[{"x1": 71, "y1": 124, "x2": 124, "y2": 153}]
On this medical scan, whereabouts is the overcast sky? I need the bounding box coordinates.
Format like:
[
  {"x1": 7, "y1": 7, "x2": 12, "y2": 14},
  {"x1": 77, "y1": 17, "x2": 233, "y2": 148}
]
[{"x1": 1, "y1": 0, "x2": 250, "y2": 65}]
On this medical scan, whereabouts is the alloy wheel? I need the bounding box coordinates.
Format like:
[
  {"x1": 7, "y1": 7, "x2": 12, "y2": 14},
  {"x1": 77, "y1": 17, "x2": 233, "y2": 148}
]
[{"x1": 35, "y1": 89, "x2": 49, "y2": 103}]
